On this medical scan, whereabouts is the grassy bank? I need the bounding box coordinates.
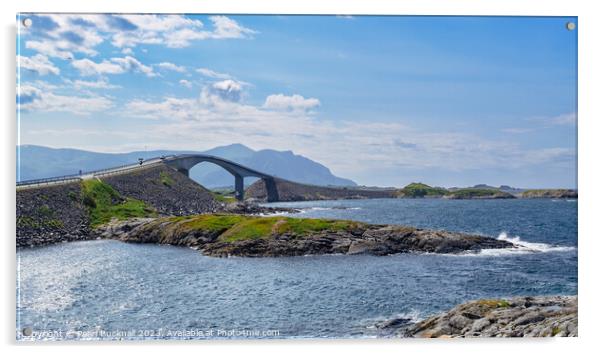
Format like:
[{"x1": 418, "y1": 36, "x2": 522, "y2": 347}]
[
  {"x1": 166, "y1": 214, "x2": 364, "y2": 243},
  {"x1": 211, "y1": 192, "x2": 237, "y2": 204},
  {"x1": 81, "y1": 179, "x2": 156, "y2": 227},
  {"x1": 446, "y1": 188, "x2": 514, "y2": 199}
]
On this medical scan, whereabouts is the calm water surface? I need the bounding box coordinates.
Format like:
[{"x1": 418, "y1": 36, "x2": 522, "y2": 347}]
[{"x1": 17, "y1": 198, "x2": 577, "y2": 340}]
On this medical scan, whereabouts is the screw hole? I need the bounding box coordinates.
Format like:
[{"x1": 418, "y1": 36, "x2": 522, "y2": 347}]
[{"x1": 566, "y1": 22, "x2": 576, "y2": 31}]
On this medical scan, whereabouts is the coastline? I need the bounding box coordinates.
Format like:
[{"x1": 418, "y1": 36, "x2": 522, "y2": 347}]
[
  {"x1": 91, "y1": 214, "x2": 515, "y2": 257},
  {"x1": 378, "y1": 295, "x2": 577, "y2": 338}
]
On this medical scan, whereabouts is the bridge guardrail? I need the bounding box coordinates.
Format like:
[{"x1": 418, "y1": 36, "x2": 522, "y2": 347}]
[
  {"x1": 16, "y1": 156, "x2": 169, "y2": 187},
  {"x1": 92, "y1": 160, "x2": 163, "y2": 178},
  {"x1": 16, "y1": 175, "x2": 82, "y2": 187}
]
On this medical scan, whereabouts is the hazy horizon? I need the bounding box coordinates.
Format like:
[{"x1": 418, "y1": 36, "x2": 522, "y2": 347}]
[
  {"x1": 17, "y1": 15, "x2": 577, "y2": 188},
  {"x1": 16, "y1": 143, "x2": 576, "y2": 190}
]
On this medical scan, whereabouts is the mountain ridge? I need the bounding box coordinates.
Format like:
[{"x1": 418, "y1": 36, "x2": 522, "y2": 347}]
[{"x1": 17, "y1": 144, "x2": 357, "y2": 188}]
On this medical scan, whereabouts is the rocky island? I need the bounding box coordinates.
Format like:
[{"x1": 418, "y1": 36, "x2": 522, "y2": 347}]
[
  {"x1": 93, "y1": 214, "x2": 516, "y2": 257},
  {"x1": 378, "y1": 295, "x2": 577, "y2": 337},
  {"x1": 247, "y1": 179, "x2": 576, "y2": 202}
]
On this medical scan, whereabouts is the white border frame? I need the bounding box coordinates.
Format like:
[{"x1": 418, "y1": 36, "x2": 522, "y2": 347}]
[{"x1": 3, "y1": 1, "x2": 600, "y2": 354}]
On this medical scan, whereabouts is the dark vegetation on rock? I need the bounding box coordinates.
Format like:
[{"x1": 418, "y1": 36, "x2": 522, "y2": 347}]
[
  {"x1": 16, "y1": 183, "x2": 91, "y2": 247},
  {"x1": 444, "y1": 188, "x2": 516, "y2": 199},
  {"x1": 101, "y1": 165, "x2": 221, "y2": 216},
  {"x1": 520, "y1": 189, "x2": 578, "y2": 199},
  {"x1": 378, "y1": 295, "x2": 577, "y2": 338},
  {"x1": 394, "y1": 182, "x2": 448, "y2": 198},
  {"x1": 95, "y1": 214, "x2": 515, "y2": 258}
]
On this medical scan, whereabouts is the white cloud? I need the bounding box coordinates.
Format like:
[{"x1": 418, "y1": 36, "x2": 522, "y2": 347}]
[
  {"x1": 263, "y1": 94, "x2": 320, "y2": 112},
  {"x1": 110, "y1": 15, "x2": 204, "y2": 48},
  {"x1": 23, "y1": 15, "x2": 104, "y2": 59},
  {"x1": 527, "y1": 112, "x2": 577, "y2": 127},
  {"x1": 179, "y1": 79, "x2": 193, "y2": 88},
  {"x1": 196, "y1": 67, "x2": 232, "y2": 80},
  {"x1": 212, "y1": 79, "x2": 242, "y2": 92},
  {"x1": 551, "y1": 112, "x2": 577, "y2": 125},
  {"x1": 111, "y1": 56, "x2": 156, "y2": 77},
  {"x1": 71, "y1": 58, "x2": 124, "y2": 76},
  {"x1": 125, "y1": 97, "x2": 198, "y2": 121},
  {"x1": 199, "y1": 79, "x2": 245, "y2": 106},
  {"x1": 501, "y1": 128, "x2": 533, "y2": 134},
  {"x1": 71, "y1": 56, "x2": 156, "y2": 77},
  {"x1": 25, "y1": 41, "x2": 75, "y2": 60},
  {"x1": 22, "y1": 14, "x2": 257, "y2": 63},
  {"x1": 18, "y1": 54, "x2": 60, "y2": 75},
  {"x1": 208, "y1": 16, "x2": 257, "y2": 39},
  {"x1": 65, "y1": 78, "x2": 121, "y2": 89},
  {"x1": 120, "y1": 83, "x2": 574, "y2": 178},
  {"x1": 18, "y1": 84, "x2": 113, "y2": 115},
  {"x1": 156, "y1": 62, "x2": 186, "y2": 73}
]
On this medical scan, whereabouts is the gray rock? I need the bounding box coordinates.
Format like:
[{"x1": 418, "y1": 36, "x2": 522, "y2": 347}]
[
  {"x1": 401, "y1": 295, "x2": 577, "y2": 338},
  {"x1": 471, "y1": 317, "x2": 491, "y2": 332}
]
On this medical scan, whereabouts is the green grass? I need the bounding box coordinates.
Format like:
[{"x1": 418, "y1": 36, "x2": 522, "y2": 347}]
[
  {"x1": 81, "y1": 179, "x2": 156, "y2": 227},
  {"x1": 177, "y1": 214, "x2": 246, "y2": 233},
  {"x1": 212, "y1": 193, "x2": 237, "y2": 204},
  {"x1": 219, "y1": 217, "x2": 280, "y2": 242},
  {"x1": 216, "y1": 215, "x2": 364, "y2": 243},
  {"x1": 449, "y1": 188, "x2": 499, "y2": 198},
  {"x1": 275, "y1": 217, "x2": 361, "y2": 235},
  {"x1": 17, "y1": 216, "x2": 64, "y2": 229},
  {"x1": 159, "y1": 171, "x2": 174, "y2": 187},
  {"x1": 37, "y1": 205, "x2": 53, "y2": 217},
  {"x1": 396, "y1": 182, "x2": 448, "y2": 198},
  {"x1": 476, "y1": 299, "x2": 511, "y2": 308},
  {"x1": 161, "y1": 214, "x2": 365, "y2": 243}
]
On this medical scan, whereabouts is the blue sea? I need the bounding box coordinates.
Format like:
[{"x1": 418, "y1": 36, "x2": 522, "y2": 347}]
[{"x1": 16, "y1": 198, "x2": 577, "y2": 340}]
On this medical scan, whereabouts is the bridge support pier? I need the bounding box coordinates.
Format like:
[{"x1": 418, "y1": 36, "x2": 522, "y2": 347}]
[
  {"x1": 177, "y1": 168, "x2": 189, "y2": 177},
  {"x1": 263, "y1": 177, "x2": 280, "y2": 202},
  {"x1": 164, "y1": 155, "x2": 278, "y2": 203},
  {"x1": 234, "y1": 174, "x2": 244, "y2": 201}
]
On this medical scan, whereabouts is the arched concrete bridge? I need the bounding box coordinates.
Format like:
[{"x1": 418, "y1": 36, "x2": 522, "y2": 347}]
[
  {"x1": 163, "y1": 154, "x2": 279, "y2": 202},
  {"x1": 17, "y1": 153, "x2": 280, "y2": 202}
]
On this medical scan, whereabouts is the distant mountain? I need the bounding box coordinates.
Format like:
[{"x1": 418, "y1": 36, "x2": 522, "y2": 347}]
[{"x1": 16, "y1": 144, "x2": 356, "y2": 188}]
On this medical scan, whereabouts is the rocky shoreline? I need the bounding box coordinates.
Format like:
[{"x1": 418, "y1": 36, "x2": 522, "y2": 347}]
[
  {"x1": 377, "y1": 295, "x2": 577, "y2": 337},
  {"x1": 93, "y1": 214, "x2": 515, "y2": 257},
  {"x1": 220, "y1": 201, "x2": 299, "y2": 215},
  {"x1": 247, "y1": 179, "x2": 577, "y2": 202}
]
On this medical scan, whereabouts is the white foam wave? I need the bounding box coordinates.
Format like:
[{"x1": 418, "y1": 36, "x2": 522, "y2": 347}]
[
  {"x1": 430, "y1": 232, "x2": 576, "y2": 257},
  {"x1": 257, "y1": 211, "x2": 290, "y2": 217},
  {"x1": 364, "y1": 309, "x2": 423, "y2": 330},
  {"x1": 473, "y1": 232, "x2": 576, "y2": 257},
  {"x1": 306, "y1": 206, "x2": 362, "y2": 211}
]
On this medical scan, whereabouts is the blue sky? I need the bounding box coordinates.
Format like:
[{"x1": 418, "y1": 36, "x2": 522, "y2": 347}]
[{"x1": 17, "y1": 14, "x2": 577, "y2": 188}]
